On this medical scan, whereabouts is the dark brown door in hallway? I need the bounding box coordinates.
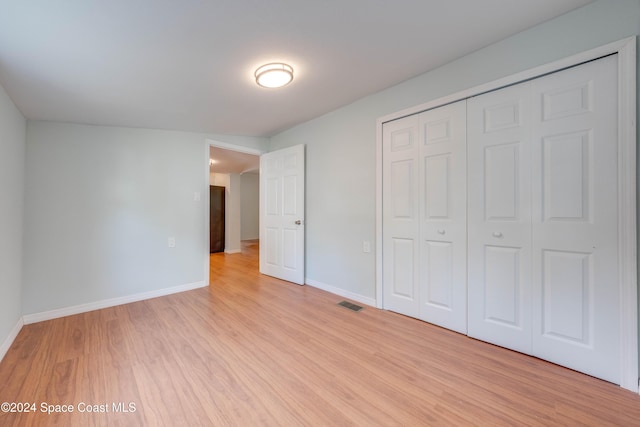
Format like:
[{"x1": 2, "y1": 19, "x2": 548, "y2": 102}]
[{"x1": 210, "y1": 185, "x2": 225, "y2": 253}]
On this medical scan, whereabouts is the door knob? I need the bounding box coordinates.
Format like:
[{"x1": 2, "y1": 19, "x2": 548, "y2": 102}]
[
  {"x1": 437, "y1": 229, "x2": 445, "y2": 235},
  {"x1": 295, "y1": 220, "x2": 302, "y2": 225},
  {"x1": 492, "y1": 231, "x2": 503, "y2": 238}
]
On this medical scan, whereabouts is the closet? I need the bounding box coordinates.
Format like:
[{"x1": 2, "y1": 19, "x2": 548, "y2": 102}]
[{"x1": 382, "y1": 54, "x2": 622, "y2": 384}]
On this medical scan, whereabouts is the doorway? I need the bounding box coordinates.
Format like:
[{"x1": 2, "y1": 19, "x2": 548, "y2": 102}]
[{"x1": 206, "y1": 140, "x2": 262, "y2": 261}]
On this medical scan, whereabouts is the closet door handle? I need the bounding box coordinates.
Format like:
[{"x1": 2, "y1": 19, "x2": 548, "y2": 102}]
[
  {"x1": 437, "y1": 229, "x2": 445, "y2": 235},
  {"x1": 492, "y1": 231, "x2": 503, "y2": 238}
]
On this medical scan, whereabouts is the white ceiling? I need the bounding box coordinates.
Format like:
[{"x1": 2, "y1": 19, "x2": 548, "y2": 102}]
[{"x1": 0, "y1": 0, "x2": 593, "y2": 137}]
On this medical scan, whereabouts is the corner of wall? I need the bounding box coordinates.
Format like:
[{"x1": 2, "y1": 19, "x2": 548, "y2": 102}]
[
  {"x1": 0, "y1": 81, "x2": 26, "y2": 362},
  {"x1": 0, "y1": 317, "x2": 23, "y2": 363}
]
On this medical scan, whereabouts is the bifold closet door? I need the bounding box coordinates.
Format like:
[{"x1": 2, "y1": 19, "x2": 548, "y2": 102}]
[
  {"x1": 530, "y1": 55, "x2": 619, "y2": 384},
  {"x1": 383, "y1": 101, "x2": 467, "y2": 333},
  {"x1": 468, "y1": 55, "x2": 620, "y2": 384},
  {"x1": 383, "y1": 114, "x2": 421, "y2": 318},
  {"x1": 418, "y1": 101, "x2": 467, "y2": 334},
  {"x1": 467, "y1": 82, "x2": 534, "y2": 354}
]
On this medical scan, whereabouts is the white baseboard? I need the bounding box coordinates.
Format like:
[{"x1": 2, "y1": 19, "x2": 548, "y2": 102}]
[
  {"x1": 305, "y1": 278, "x2": 376, "y2": 307},
  {"x1": 224, "y1": 249, "x2": 242, "y2": 254},
  {"x1": 23, "y1": 281, "x2": 207, "y2": 325},
  {"x1": 0, "y1": 317, "x2": 24, "y2": 363}
]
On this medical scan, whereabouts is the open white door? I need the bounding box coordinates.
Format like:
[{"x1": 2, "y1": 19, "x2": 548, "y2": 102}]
[{"x1": 260, "y1": 145, "x2": 305, "y2": 284}]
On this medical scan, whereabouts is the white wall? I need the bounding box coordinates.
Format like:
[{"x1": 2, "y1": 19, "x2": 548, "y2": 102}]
[
  {"x1": 23, "y1": 122, "x2": 204, "y2": 314},
  {"x1": 206, "y1": 135, "x2": 268, "y2": 154},
  {"x1": 240, "y1": 172, "x2": 259, "y2": 240},
  {"x1": 0, "y1": 82, "x2": 26, "y2": 352},
  {"x1": 269, "y1": 0, "x2": 640, "y2": 302},
  {"x1": 210, "y1": 172, "x2": 229, "y2": 187},
  {"x1": 226, "y1": 174, "x2": 242, "y2": 252},
  {"x1": 20, "y1": 122, "x2": 268, "y2": 315}
]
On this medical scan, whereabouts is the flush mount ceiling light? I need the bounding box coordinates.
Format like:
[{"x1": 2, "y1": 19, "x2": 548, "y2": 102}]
[{"x1": 255, "y1": 63, "x2": 294, "y2": 88}]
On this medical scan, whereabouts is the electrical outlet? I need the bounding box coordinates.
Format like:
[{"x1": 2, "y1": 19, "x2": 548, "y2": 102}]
[
  {"x1": 168, "y1": 237, "x2": 176, "y2": 248},
  {"x1": 363, "y1": 240, "x2": 371, "y2": 253}
]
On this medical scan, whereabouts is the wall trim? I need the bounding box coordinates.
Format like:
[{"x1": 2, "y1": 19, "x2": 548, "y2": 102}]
[
  {"x1": 375, "y1": 37, "x2": 637, "y2": 392},
  {"x1": 0, "y1": 317, "x2": 24, "y2": 363},
  {"x1": 305, "y1": 278, "x2": 376, "y2": 308},
  {"x1": 205, "y1": 138, "x2": 265, "y2": 156},
  {"x1": 224, "y1": 249, "x2": 242, "y2": 254},
  {"x1": 23, "y1": 281, "x2": 207, "y2": 325}
]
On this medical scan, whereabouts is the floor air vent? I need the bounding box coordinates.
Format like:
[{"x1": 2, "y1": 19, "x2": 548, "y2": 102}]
[{"x1": 337, "y1": 301, "x2": 363, "y2": 312}]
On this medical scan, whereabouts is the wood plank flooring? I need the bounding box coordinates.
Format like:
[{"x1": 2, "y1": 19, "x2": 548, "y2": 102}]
[{"x1": 1, "y1": 240, "x2": 640, "y2": 426}]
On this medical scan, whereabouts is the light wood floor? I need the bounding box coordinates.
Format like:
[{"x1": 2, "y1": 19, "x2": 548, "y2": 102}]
[{"x1": 1, "y1": 240, "x2": 640, "y2": 426}]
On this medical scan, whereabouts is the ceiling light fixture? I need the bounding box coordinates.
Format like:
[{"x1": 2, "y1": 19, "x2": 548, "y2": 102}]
[{"x1": 255, "y1": 63, "x2": 294, "y2": 88}]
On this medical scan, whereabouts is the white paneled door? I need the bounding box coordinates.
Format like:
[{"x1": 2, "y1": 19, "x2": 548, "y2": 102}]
[
  {"x1": 467, "y1": 82, "x2": 534, "y2": 354},
  {"x1": 382, "y1": 114, "x2": 421, "y2": 317},
  {"x1": 418, "y1": 101, "x2": 467, "y2": 334},
  {"x1": 383, "y1": 100, "x2": 467, "y2": 333},
  {"x1": 530, "y1": 55, "x2": 619, "y2": 383},
  {"x1": 383, "y1": 54, "x2": 624, "y2": 385},
  {"x1": 260, "y1": 145, "x2": 305, "y2": 285},
  {"x1": 467, "y1": 56, "x2": 620, "y2": 383}
]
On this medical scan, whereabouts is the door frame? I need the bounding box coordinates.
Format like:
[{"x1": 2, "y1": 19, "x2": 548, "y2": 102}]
[
  {"x1": 375, "y1": 37, "x2": 637, "y2": 392},
  {"x1": 203, "y1": 139, "x2": 265, "y2": 288}
]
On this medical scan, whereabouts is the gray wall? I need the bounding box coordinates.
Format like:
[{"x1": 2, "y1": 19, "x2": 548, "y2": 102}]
[
  {"x1": 22, "y1": 121, "x2": 267, "y2": 315},
  {"x1": 270, "y1": 0, "x2": 640, "y2": 301},
  {"x1": 226, "y1": 173, "x2": 242, "y2": 252},
  {"x1": 0, "y1": 82, "x2": 26, "y2": 347},
  {"x1": 241, "y1": 173, "x2": 259, "y2": 240},
  {"x1": 23, "y1": 122, "x2": 205, "y2": 314}
]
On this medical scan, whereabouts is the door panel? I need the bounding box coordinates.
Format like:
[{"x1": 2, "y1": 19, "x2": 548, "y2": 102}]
[
  {"x1": 422, "y1": 240, "x2": 453, "y2": 308},
  {"x1": 418, "y1": 101, "x2": 467, "y2": 333},
  {"x1": 467, "y1": 82, "x2": 533, "y2": 353},
  {"x1": 541, "y1": 249, "x2": 592, "y2": 344},
  {"x1": 542, "y1": 131, "x2": 591, "y2": 221},
  {"x1": 265, "y1": 178, "x2": 279, "y2": 215},
  {"x1": 383, "y1": 115, "x2": 420, "y2": 317},
  {"x1": 260, "y1": 145, "x2": 305, "y2": 284},
  {"x1": 424, "y1": 154, "x2": 451, "y2": 219},
  {"x1": 282, "y1": 229, "x2": 298, "y2": 269},
  {"x1": 483, "y1": 100, "x2": 523, "y2": 133},
  {"x1": 392, "y1": 238, "x2": 416, "y2": 299},
  {"x1": 531, "y1": 55, "x2": 619, "y2": 383},
  {"x1": 391, "y1": 160, "x2": 416, "y2": 219},
  {"x1": 483, "y1": 245, "x2": 522, "y2": 327},
  {"x1": 264, "y1": 228, "x2": 279, "y2": 266},
  {"x1": 484, "y1": 142, "x2": 521, "y2": 220}
]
